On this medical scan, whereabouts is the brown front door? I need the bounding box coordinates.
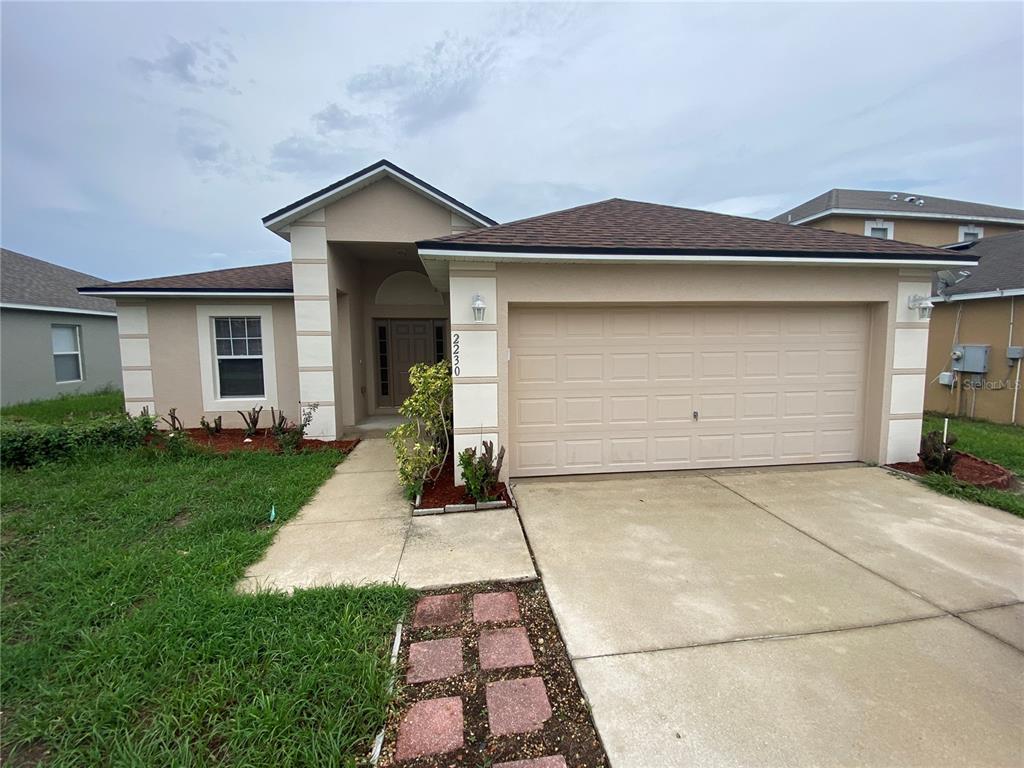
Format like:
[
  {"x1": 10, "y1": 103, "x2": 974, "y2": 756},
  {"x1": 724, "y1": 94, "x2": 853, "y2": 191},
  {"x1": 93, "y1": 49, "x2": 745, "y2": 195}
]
[{"x1": 377, "y1": 319, "x2": 446, "y2": 406}]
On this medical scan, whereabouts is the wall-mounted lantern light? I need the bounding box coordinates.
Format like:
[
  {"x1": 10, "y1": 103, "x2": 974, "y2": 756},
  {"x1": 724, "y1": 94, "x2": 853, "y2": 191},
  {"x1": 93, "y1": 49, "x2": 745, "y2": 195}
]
[
  {"x1": 471, "y1": 294, "x2": 487, "y2": 323},
  {"x1": 908, "y1": 294, "x2": 934, "y2": 320}
]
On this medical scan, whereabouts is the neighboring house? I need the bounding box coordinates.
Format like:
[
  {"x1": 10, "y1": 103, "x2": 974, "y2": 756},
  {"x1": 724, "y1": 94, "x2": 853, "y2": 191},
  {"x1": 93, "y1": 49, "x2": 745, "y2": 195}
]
[
  {"x1": 80, "y1": 159, "x2": 975, "y2": 480},
  {"x1": 1, "y1": 249, "x2": 121, "y2": 406},
  {"x1": 924, "y1": 232, "x2": 1023, "y2": 425},
  {"x1": 772, "y1": 189, "x2": 1024, "y2": 247}
]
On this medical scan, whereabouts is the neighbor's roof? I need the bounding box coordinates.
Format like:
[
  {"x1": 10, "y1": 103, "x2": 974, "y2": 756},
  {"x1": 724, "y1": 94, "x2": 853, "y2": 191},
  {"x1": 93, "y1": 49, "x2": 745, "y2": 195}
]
[
  {"x1": 936, "y1": 232, "x2": 1024, "y2": 299},
  {"x1": 262, "y1": 159, "x2": 497, "y2": 231},
  {"x1": 772, "y1": 189, "x2": 1024, "y2": 226},
  {"x1": 79, "y1": 261, "x2": 293, "y2": 296},
  {"x1": 419, "y1": 198, "x2": 972, "y2": 263},
  {"x1": 1, "y1": 248, "x2": 116, "y2": 314}
]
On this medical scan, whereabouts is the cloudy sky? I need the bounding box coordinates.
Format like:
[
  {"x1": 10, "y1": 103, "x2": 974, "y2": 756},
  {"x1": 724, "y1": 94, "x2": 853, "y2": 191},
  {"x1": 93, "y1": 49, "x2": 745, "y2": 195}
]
[{"x1": 2, "y1": 2, "x2": 1022, "y2": 281}]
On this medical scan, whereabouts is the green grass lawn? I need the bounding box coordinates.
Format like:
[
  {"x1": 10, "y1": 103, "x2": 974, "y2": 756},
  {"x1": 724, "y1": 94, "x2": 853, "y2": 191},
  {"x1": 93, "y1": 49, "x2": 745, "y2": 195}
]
[
  {"x1": 1, "y1": 445, "x2": 412, "y2": 766},
  {"x1": 920, "y1": 413, "x2": 1024, "y2": 517},
  {"x1": 1, "y1": 388, "x2": 125, "y2": 424}
]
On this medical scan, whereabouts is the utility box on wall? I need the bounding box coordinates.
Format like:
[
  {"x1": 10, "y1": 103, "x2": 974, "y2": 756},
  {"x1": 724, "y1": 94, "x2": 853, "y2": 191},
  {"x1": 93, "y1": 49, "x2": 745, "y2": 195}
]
[{"x1": 950, "y1": 344, "x2": 990, "y2": 373}]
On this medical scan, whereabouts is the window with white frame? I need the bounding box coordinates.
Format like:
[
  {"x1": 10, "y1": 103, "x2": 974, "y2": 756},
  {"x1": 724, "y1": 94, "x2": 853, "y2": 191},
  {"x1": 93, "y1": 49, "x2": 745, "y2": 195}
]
[
  {"x1": 196, "y1": 304, "x2": 277, "y2": 411},
  {"x1": 52, "y1": 324, "x2": 83, "y2": 383},
  {"x1": 864, "y1": 219, "x2": 894, "y2": 239},
  {"x1": 213, "y1": 317, "x2": 265, "y2": 397},
  {"x1": 958, "y1": 224, "x2": 983, "y2": 242}
]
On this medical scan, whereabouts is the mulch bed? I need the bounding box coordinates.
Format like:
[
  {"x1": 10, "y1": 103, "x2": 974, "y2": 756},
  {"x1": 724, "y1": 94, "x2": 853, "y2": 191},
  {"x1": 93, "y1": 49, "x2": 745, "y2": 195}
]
[
  {"x1": 167, "y1": 428, "x2": 359, "y2": 455},
  {"x1": 888, "y1": 451, "x2": 1014, "y2": 490},
  {"x1": 417, "y1": 453, "x2": 511, "y2": 510},
  {"x1": 377, "y1": 579, "x2": 609, "y2": 768}
]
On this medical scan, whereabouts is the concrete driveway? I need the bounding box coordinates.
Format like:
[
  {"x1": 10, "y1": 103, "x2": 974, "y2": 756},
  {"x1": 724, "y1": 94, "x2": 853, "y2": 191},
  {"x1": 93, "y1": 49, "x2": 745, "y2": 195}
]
[{"x1": 514, "y1": 466, "x2": 1024, "y2": 767}]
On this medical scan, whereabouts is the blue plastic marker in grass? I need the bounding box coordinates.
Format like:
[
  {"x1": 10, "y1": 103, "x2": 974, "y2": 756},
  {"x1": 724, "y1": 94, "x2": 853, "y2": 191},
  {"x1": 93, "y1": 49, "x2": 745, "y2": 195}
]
[{"x1": 269, "y1": 504, "x2": 276, "y2": 523}]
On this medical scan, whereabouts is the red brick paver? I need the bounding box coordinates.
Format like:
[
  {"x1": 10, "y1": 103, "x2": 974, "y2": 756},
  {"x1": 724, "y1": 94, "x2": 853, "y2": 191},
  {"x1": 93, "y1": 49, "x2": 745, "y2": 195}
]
[
  {"x1": 494, "y1": 757, "x2": 567, "y2": 768},
  {"x1": 486, "y1": 676, "x2": 552, "y2": 735},
  {"x1": 473, "y1": 591, "x2": 521, "y2": 623},
  {"x1": 395, "y1": 697, "x2": 464, "y2": 761},
  {"x1": 479, "y1": 627, "x2": 535, "y2": 670},
  {"x1": 407, "y1": 637, "x2": 464, "y2": 684},
  {"x1": 413, "y1": 593, "x2": 463, "y2": 628}
]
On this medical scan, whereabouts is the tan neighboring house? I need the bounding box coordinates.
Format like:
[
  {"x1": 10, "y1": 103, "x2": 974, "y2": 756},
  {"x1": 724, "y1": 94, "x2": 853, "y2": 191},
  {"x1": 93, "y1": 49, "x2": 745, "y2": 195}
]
[
  {"x1": 925, "y1": 232, "x2": 1023, "y2": 425},
  {"x1": 80, "y1": 160, "x2": 977, "y2": 480},
  {"x1": 772, "y1": 189, "x2": 1024, "y2": 247}
]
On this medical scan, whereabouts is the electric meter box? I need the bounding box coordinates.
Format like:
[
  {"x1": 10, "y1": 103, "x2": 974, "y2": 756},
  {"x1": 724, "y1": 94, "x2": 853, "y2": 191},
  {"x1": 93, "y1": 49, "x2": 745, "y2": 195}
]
[{"x1": 951, "y1": 344, "x2": 990, "y2": 373}]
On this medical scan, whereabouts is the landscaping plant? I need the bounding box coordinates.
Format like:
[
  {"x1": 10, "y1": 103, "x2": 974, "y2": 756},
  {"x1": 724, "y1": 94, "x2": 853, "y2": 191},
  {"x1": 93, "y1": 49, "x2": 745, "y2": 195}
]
[
  {"x1": 919, "y1": 429, "x2": 958, "y2": 474},
  {"x1": 274, "y1": 403, "x2": 320, "y2": 454},
  {"x1": 161, "y1": 407, "x2": 185, "y2": 432},
  {"x1": 0, "y1": 412, "x2": 157, "y2": 468},
  {"x1": 458, "y1": 440, "x2": 505, "y2": 502},
  {"x1": 199, "y1": 414, "x2": 223, "y2": 435},
  {"x1": 237, "y1": 405, "x2": 263, "y2": 437},
  {"x1": 387, "y1": 361, "x2": 452, "y2": 499}
]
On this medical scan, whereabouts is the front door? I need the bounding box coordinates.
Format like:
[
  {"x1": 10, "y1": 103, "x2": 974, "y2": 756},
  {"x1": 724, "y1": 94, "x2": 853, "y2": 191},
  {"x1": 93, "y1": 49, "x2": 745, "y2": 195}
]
[{"x1": 376, "y1": 319, "x2": 446, "y2": 407}]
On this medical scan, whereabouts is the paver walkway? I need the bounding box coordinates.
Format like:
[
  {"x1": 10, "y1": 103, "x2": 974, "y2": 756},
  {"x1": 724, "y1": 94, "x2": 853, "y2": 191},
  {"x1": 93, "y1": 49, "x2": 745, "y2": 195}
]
[
  {"x1": 238, "y1": 439, "x2": 535, "y2": 591},
  {"x1": 394, "y1": 591, "x2": 564, "y2": 764}
]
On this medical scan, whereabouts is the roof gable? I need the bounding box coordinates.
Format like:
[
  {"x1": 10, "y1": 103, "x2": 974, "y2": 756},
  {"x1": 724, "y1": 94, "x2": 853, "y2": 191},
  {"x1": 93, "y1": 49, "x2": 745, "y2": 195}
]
[{"x1": 261, "y1": 159, "x2": 497, "y2": 233}]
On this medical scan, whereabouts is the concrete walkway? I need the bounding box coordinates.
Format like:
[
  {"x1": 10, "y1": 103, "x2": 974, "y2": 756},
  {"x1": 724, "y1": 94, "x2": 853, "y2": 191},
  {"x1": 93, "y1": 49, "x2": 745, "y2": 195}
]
[
  {"x1": 239, "y1": 439, "x2": 535, "y2": 592},
  {"x1": 514, "y1": 466, "x2": 1024, "y2": 767}
]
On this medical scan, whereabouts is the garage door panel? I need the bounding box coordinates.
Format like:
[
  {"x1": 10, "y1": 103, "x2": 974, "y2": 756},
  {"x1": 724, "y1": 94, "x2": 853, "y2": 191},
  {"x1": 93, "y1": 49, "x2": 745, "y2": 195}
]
[{"x1": 509, "y1": 305, "x2": 868, "y2": 476}]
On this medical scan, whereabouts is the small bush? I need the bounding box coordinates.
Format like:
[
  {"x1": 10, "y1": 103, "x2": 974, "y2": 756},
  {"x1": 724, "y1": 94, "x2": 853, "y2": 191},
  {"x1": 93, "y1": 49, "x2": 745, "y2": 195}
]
[
  {"x1": 273, "y1": 403, "x2": 319, "y2": 454},
  {"x1": 919, "y1": 430, "x2": 958, "y2": 474},
  {"x1": 0, "y1": 412, "x2": 157, "y2": 468},
  {"x1": 388, "y1": 362, "x2": 452, "y2": 499},
  {"x1": 458, "y1": 440, "x2": 505, "y2": 502}
]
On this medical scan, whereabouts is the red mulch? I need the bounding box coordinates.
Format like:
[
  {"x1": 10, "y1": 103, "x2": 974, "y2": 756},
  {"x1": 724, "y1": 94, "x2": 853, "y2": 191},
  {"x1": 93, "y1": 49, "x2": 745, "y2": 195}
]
[
  {"x1": 417, "y1": 453, "x2": 510, "y2": 509},
  {"x1": 166, "y1": 428, "x2": 359, "y2": 455},
  {"x1": 888, "y1": 451, "x2": 1014, "y2": 490}
]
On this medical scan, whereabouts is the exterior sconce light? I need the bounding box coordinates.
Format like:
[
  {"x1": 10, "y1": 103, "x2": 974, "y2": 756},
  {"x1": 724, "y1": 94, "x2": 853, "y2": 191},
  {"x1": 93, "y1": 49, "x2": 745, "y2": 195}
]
[
  {"x1": 471, "y1": 294, "x2": 487, "y2": 323},
  {"x1": 908, "y1": 294, "x2": 934, "y2": 320}
]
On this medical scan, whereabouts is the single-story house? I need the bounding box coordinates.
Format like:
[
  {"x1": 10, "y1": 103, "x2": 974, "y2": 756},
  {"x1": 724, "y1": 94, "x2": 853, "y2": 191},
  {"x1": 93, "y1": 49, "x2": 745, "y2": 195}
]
[
  {"x1": 924, "y1": 232, "x2": 1023, "y2": 425},
  {"x1": 80, "y1": 160, "x2": 976, "y2": 479},
  {"x1": 2, "y1": 248, "x2": 121, "y2": 406}
]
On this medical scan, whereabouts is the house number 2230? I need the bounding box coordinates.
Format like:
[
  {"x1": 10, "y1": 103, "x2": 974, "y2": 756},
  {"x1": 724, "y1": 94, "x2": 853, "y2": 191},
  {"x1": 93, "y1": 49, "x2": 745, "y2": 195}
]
[{"x1": 452, "y1": 332, "x2": 461, "y2": 377}]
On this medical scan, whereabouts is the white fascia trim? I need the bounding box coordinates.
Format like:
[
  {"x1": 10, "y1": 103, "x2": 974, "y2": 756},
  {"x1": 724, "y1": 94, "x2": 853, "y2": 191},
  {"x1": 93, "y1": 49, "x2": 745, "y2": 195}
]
[
  {"x1": 263, "y1": 166, "x2": 493, "y2": 231},
  {"x1": 936, "y1": 287, "x2": 1024, "y2": 303},
  {"x1": 0, "y1": 302, "x2": 116, "y2": 317},
  {"x1": 788, "y1": 208, "x2": 1024, "y2": 226},
  {"x1": 418, "y1": 248, "x2": 977, "y2": 268},
  {"x1": 78, "y1": 291, "x2": 293, "y2": 299}
]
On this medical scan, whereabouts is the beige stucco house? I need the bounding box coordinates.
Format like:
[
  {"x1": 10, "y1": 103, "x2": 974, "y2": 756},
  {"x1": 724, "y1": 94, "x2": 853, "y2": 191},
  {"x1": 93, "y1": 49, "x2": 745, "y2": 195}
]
[
  {"x1": 81, "y1": 160, "x2": 977, "y2": 479},
  {"x1": 773, "y1": 189, "x2": 1024, "y2": 247}
]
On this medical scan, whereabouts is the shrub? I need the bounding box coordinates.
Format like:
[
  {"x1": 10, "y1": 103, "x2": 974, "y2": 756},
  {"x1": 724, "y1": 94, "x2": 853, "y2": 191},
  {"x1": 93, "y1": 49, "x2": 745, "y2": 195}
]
[
  {"x1": 458, "y1": 440, "x2": 505, "y2": 502},
  {"x1": 199, "y1": 415, "x2": 222, "y2": 435},
  {"x1": 0, "y1": 412, "x2": 157, "y2": 468},
  {"x1": 919, "y1": 430, "x2": 958, "y2": 474},
  {"x1": 388, "y1": 361, "x2": 453, "y2": 499},
  {"x1": 237, "y1": 406, "x2": 263, "y2": 437},
  {"x1": 273, "y1": 403, "x2": 319, "y2": 454}
]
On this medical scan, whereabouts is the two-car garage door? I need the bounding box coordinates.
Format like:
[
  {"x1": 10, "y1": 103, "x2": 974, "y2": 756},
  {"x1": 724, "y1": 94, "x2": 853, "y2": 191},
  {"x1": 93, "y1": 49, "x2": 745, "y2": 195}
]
[{"x1": 508, "y1": 305, "x2": 869, "y2": 477}]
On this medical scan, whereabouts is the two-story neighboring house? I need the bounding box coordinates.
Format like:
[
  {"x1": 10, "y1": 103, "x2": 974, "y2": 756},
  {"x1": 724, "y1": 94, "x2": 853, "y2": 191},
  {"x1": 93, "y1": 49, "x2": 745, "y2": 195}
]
[{"x1": 772, "y1": 190, "x2": 1024, "y2": 247}]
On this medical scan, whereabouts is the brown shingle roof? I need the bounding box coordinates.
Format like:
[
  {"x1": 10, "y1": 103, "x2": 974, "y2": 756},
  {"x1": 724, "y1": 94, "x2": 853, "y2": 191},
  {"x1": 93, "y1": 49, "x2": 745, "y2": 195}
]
[
  {"x1": 420, "y1": 199, "x2": 967, "y2": 261},
  {"x1": 79, "y1": 261, "x2": 293, "y2": 294}
]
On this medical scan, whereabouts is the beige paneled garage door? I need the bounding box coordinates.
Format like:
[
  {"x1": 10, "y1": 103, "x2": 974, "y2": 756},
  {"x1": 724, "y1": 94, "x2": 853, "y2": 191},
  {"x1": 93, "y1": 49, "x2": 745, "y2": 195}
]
[{"x1": 508, "y1": 305, "x2": 869, "y2": 476}]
